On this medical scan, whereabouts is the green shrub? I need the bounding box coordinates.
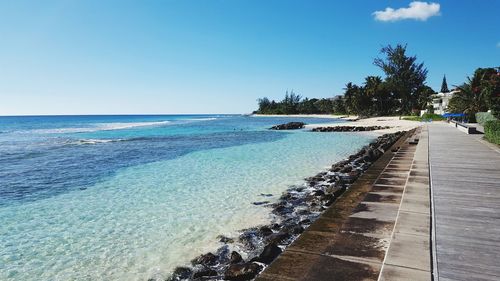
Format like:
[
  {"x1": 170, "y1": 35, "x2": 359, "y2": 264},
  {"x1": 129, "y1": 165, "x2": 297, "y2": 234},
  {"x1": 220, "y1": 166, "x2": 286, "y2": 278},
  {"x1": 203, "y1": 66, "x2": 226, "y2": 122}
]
[
  {"x1": 484, "y1": 120, "x2": 500, "y2": 145},
  {"x1": 492, "y1": 100, "x2": 500, "y2": 119},
  {"x1": 476, "y1": 112, "x2": 497, "y2": 125}
]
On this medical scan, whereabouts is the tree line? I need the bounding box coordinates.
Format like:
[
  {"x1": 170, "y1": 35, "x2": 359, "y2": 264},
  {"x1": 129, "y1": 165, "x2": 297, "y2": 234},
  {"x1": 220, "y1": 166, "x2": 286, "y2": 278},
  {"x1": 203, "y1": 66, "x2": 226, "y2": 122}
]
[
  {"x1": 448, "y1": 67, "x2": 500, "y2": 121},
  {"x1": 254, "y1": 44, "x2": 436, "y2": 117},
  {"x1": 255, "y1": 92, "x2": 336, "y2": 115}
]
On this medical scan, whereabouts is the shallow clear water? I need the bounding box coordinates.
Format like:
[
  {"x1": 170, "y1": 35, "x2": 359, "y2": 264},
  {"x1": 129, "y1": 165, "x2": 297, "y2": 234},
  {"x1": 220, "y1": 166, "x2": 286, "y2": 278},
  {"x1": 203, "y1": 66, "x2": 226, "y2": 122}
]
[{"x1": 0, "y1": 115, "x2": 374, "y2": 280}]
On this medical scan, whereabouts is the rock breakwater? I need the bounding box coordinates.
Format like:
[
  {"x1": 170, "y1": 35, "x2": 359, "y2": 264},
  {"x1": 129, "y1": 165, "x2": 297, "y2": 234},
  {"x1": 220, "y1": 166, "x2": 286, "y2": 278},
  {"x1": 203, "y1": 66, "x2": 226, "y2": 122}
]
[
  {"x1": 269, "y1": 122, "x2": 305, "y2": 130},
  {"x1": 312, "y1": 125, "x2": 390, "y2": 132}
]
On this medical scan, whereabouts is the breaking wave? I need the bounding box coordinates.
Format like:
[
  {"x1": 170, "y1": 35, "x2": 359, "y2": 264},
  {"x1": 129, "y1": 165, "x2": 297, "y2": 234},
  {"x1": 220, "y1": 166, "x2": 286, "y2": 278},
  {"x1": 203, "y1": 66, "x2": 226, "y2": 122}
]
[{"x1": 31, "y1": 121, "x2": 172, "y2": 134}]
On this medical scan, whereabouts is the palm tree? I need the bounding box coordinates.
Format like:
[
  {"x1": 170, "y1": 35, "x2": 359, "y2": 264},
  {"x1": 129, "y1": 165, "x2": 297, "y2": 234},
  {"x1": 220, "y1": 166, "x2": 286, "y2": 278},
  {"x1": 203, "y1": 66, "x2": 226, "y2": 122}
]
[
  {"x1": 448, "y1": 68, "x2": 499, "y2": 121},
  {"x1": 448, "y1": 82, "x2": 485, "y2": 122},
  {"x1": 364, "y1": 76, "x2": 383, "y2": 97},
  {"x1": 364, "y1": 76, "x2": 390, "y2": 116},
  {"x1": 343, "y1": 82, "x2": 356, "y2": 115},
  {"x1": 416, "y1": 86, "x2": 436, "y2": 111}
]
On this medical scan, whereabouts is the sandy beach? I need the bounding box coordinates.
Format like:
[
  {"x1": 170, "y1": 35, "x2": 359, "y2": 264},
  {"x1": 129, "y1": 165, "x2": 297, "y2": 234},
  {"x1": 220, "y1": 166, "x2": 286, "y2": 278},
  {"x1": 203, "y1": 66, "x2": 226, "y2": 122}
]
[
  {"x1": 306, "y1": 116, "x2": 424, "y2": 134},
  {"x1": 251, "y1": 114, "x2": 424, "y2": 135}
]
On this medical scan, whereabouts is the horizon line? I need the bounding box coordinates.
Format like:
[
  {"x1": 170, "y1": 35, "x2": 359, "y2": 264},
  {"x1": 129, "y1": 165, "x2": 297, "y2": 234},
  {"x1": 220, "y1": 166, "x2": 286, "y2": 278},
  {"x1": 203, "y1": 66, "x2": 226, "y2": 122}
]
[{"x1": 0, "y1": 113, "x2": 246, "y2": 117}]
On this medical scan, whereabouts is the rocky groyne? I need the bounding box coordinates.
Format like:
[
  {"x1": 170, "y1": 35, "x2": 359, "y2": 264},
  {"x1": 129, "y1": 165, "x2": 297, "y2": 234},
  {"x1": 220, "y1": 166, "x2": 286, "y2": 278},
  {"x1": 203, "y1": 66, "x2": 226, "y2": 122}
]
[
  {"x1": 165, "y1": 131, "x2": 405, "y2": 281},
  {"x1": 269, "y1": 122, "x2": 305, "y2": 130},
  {"x1": 312, "y1": 125, "x2": 391, "y2": 132}
]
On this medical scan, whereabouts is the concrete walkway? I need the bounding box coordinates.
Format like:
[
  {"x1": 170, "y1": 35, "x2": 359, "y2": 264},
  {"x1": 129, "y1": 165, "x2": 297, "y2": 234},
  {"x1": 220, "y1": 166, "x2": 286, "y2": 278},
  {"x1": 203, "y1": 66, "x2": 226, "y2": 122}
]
[{"x1": 429, "y1": 123, "x2": 500, "y2": 281}]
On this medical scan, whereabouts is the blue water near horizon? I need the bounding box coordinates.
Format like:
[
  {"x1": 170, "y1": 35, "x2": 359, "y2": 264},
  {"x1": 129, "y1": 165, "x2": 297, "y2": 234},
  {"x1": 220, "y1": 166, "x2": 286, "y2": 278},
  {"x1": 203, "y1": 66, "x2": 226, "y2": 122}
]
[
  {"x1": 0, "y1": 114, "x2": 375, "y2": 280},
  {"x1": 0, "y1": 114, "x2": 280, "y2": 205}
]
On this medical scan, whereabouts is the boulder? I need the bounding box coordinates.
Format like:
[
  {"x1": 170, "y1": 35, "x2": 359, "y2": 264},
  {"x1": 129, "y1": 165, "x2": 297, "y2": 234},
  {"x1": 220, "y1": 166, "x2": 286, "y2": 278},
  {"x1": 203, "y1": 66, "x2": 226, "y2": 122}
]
[
  {"x1": 217, "y1": 235, "x2": 235, "y2": 243},
  {"x1": 252, "y1": 201, "x2": 270, "y2": 205},
  {"x1": 266, "y1": 231, "x2": 292, "y2": 245},
  {"x1": 255, "y1": 243, "x2": 282, "y2": 264},
  {"x1": 260, "y1": 193, "x2": 273, "y2": 197},
  {"x1": 259, "y1": 226, "x2": 274, "y2": 237},
  {"x1": 230, "y1": 251, "x2": 243, "y2": 264},
  {"x1": 312, "y1": 190, "x2": 325, "y2": 196},
  {"x1": 285, "y1": 225, "x2": 304, "y2": 235},
  {"x1": 270, "y1": 223, "x2": 281, "y2": 230},
  {"x1": 340, "y1": 165, "x2": 352, "y2": 173},
  {"x1": 224, "y1": 262, "x2": 263, "y2": 281},
  {"x1": 193, "y1": 268, "x2": 218, "y2": 279},
  {"x1": 312, "y1": 125, "x2": 391, "y2": 132},
  {"x1": 167, "y1": 267, "x2": 192, "y2": 281},
  {"x1": 272, "y1": 204, "x2": 294, "y2": 215},
  {"x1": 300, "y1": 218, "x2": 311, "y2": 225},
  {"x1": 192, "y1": 252, "x2": 218, "y2": 266}
]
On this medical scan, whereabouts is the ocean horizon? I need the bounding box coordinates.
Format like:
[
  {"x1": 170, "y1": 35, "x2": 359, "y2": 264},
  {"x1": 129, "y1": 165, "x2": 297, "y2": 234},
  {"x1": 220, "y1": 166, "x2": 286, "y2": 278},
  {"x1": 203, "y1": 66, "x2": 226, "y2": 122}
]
[{"x1": 0, "y1": 114, "x2": 375, "y2": 280}]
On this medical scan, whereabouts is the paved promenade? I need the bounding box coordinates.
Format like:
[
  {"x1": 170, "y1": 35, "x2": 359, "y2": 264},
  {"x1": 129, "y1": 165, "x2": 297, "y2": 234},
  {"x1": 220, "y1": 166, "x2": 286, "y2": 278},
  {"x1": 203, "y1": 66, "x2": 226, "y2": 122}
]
[{"x1": 429, "y1": 123, "x2": 500, "y2": 281}]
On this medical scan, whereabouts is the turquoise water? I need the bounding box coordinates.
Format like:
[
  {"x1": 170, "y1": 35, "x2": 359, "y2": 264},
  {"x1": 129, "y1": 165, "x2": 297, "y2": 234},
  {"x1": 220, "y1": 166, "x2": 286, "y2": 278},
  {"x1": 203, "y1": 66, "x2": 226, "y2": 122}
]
[{"x1": 0, "y1": 115, "x2": 374, "y2": 280}]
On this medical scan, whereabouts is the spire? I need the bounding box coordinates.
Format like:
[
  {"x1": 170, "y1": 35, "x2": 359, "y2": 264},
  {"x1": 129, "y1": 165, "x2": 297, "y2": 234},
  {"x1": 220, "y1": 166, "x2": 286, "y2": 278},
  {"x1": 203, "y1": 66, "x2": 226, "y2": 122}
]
[{"x1": 440, "y1": 75, "x2": 449, "y2": 93}]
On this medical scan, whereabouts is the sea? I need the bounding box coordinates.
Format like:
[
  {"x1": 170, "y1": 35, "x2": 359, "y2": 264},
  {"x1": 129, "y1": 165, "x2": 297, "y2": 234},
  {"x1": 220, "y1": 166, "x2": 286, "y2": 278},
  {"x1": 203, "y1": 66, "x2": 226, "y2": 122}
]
[{"x1": 0, "y1": 114, "x2": 375, "y2": 280}]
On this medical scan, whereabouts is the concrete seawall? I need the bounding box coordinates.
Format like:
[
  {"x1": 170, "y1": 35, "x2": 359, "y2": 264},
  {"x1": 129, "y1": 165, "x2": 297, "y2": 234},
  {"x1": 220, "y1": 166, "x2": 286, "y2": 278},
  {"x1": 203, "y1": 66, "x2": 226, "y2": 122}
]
[{"x1": 256, "y1": 127, "x2": 432, "y2": 281}]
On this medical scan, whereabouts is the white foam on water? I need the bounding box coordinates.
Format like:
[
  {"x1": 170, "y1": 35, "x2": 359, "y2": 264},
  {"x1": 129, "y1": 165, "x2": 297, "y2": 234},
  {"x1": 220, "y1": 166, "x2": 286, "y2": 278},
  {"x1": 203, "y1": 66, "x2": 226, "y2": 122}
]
[
  {"x1": 71, "y1": 138, "x2": 125, "y2": 145},
  {"x1": 28, "y1": 121, "x2": 172, "y2": 134},
  {"x1": 94, "y1": 121, "x2": 172, "y2": 131},
  {"x1": 186, "y1": 117, "x2": 218, "y2": 121}
]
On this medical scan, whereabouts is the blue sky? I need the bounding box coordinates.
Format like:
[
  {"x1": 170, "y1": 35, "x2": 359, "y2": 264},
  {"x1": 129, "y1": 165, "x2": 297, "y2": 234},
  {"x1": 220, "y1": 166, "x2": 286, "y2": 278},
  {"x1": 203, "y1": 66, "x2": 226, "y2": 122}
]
[{"x1": 0, "y1": 0, "x2": 498, "y2": 115}]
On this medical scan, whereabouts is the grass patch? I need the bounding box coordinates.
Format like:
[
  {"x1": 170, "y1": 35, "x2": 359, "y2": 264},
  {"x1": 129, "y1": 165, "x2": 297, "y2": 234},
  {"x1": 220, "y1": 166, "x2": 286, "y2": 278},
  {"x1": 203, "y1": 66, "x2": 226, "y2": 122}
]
[{"x1": 403, "y1": 113, "x2": 446, "y2": 122}]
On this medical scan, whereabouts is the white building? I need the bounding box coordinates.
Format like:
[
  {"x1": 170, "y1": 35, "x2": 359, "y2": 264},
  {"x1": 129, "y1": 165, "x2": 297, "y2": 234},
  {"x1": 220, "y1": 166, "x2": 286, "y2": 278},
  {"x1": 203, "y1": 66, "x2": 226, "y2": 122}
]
[
  {"x1": 431, "y1": 90, "x2": 458, "y2": 115},
  {"x1": 420, "y1": 75, "x2": 459, "y2": 116}
]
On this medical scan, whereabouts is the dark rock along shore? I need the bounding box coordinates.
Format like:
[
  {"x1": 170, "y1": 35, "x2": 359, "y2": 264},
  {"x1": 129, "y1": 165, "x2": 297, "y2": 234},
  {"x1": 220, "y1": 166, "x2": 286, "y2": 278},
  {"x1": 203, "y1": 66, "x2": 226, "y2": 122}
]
[
  {"x1": 165, "y1": 131, "x2": 405, "y2": 281},
  {"x1": 269, "y1": 122, "x2": 306, "y2": 130},
  {"x1": 312, "y1": 125, "x2": 391, "y2": 132}
]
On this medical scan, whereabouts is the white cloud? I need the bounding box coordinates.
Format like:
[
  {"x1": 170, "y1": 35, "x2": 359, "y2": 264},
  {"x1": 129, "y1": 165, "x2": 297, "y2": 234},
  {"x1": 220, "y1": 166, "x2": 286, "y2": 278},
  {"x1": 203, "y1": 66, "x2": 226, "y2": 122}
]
[
  {"x1": 497, "y1": 42, "x2": 500, "y2": 48},
  {"x1": 373, "y1": 1, "x2": 440, "y2": 22}
]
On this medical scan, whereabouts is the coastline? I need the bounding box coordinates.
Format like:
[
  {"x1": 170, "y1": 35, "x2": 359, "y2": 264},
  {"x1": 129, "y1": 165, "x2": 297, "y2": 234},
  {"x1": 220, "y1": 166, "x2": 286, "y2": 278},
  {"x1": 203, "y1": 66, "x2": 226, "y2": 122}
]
[
  {"x1": 306, "y1": 116, "x2": 422, "y2": 135},
  {"x1": 167, "y1": 128, "x2": 411, "y2": 281},
  {"x1": 250, "y1": 114, "x2": 359, "y2": 120}
]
